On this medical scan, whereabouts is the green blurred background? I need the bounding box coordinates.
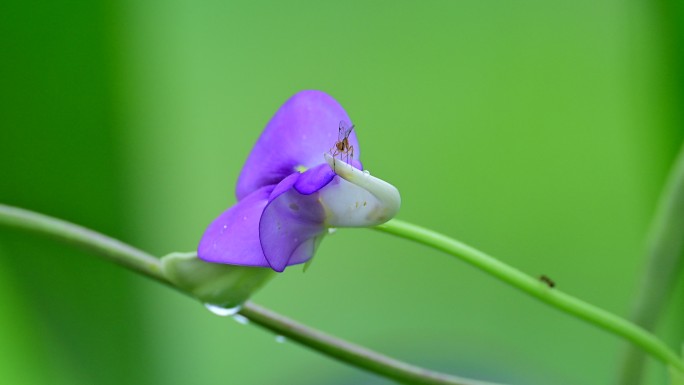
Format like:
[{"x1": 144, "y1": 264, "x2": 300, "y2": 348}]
[{"x1": 1, "y1": 1, "x2": 683, "y2": 384}]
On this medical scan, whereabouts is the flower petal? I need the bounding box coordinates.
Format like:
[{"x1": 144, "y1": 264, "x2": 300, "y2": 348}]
[
  {"x1": 268, "y1": 171, "x2": 300, "y2": 200},
  {"x1": 198, "y1": 186, "x2": 272, "y2": 267},
  {"x1": 294, "y1": 163, "x2": 335, "y2": 195},
  {"x1": 288, "y1": 235, "x2": 324, "y2": 265},
  {"x1": 320, "y1": 154, "x2": 401, "y2": 227},
  {"x1": 259, "y1": 185, "x2": 327, "y2": 272},
  {"x1": 236, "y1": 90, "x2": 360, "y2": 200}
]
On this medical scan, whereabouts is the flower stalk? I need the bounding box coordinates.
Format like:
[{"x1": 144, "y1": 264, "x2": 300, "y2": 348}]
[
  {"x1": 616, "y1": 141, "x2": 684, "y2": 384},
  {"x1": 374, "y1": 219, "x2": 684, "y2": 373},
  {"x1": 0, "y1": 203, "x2": 496, "y2": 385}
]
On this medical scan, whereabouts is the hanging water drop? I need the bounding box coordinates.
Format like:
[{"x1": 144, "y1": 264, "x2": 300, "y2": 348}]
[
  {"x1": 232, "y1": 314, "x2": 249, "y2": 325},
  {"x1": 204, "y1": 303, "x2": 242, "y2": 317},
  {"x1": 363, "y1": 170, "x2": 371, "y2": 176},
  {"x1": 275, "y1": 335, "x2": 287, "y2": 343}
]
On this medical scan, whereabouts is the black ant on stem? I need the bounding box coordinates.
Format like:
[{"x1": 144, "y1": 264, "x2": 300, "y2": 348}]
[{"x1": 539, "y1": 275, "x2": 555, "y2": 288}]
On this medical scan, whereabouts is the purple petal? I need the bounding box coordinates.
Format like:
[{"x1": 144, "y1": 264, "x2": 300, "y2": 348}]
[
  {"x1": 294, "y1": 163, "x2": 335, "y2": 195},
  {"x1": 288, "y1": 235, "x2": 324, "y2": 265},
  {"x1": 259, "y1": 185, "x2": 327, "y2": 272},
  {"x1": 269, "y1": 171, "x2": 299, "y2": 200},
  {"x1": 236, "y1": 90, "x2": 361, "y2": 200},
  {"x1": 198, "y1": 186, "x2": 272, "y2": 267}
]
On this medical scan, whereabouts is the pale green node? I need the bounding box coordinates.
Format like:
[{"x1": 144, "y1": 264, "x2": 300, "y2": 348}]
[{"x1": 161, "y1": 252, "x2": 276, "y2": 308}]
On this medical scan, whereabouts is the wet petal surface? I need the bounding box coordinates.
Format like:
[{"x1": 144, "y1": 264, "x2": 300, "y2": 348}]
[{"x1": 198, "y1": 186, "x2": 272, "y2": 267}]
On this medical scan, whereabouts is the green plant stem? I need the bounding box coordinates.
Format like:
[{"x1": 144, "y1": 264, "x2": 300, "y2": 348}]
[
  {"x1": 616, "y1": 142, "x2": 684, "y2": 385},
  {"x1": 0, "y1": 204, "x2": 166, "y2": 284},
  {"x1": 240, "y1": 304, "x2": 496, "y2": 385},
  {"x1": 0, "y1": 204, "x2": 497, "y2": 385},
  {"x1": 374, "y1": 219, "x2": 684, "y2": 373}
]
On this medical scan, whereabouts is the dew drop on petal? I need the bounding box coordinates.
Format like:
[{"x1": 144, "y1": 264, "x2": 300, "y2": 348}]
[
  {"x1": 204, "y1": 303, "x2": 242, "y2": 317},
  {"x1": 232, "y1": 314, "x2": 250, "y2": 325},
  {"x1": 363, "y1": 170, "x2": 371, "y2": 176},
  {"x1": 275, "y1": 335, "x2": 287, "y2": 343}
]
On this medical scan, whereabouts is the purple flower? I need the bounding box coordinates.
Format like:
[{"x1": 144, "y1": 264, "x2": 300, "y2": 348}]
[{"x1": 198, "y1": 90, "x2": 400, "y2": 272}]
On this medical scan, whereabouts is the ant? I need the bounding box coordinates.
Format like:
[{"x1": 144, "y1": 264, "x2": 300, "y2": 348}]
[
  {"x1": 539, "y1": 275, "x2": 555, "y2": 288},
  {"x1": 330, "y1": 120, "x2": 355, "y2": 171}
]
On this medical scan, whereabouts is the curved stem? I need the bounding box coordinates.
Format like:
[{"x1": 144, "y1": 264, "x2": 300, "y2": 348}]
[
  {"x1": 0, "y1": 204, "x2": 166, "y2": 284},
  {"x1": 0, "y1": 204, "x2": 498, "y2": 385},
  {"x1": 240, "y1": 304, "x2": 497, "y2": 385},
  {"x1": 617, "y1": 142, "x2": 684, "y2": 384},
  {"x1": 373, "y1": 219, "x2": 684, "y2": 373}
]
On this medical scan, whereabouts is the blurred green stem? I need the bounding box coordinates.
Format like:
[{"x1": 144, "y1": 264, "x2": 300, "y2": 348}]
[
  {"x1": 616, "y1": 142, "x2": 684, "y2": 385},
  {"x1": 0, "y1": 204, "x2": 497, "y2": 385},
  {"x1": 374, "y1": 219, "x2": 684, "y2": 373},
  {"x1": 5, "y1": 203, "x2": 682, "y2": 381}
]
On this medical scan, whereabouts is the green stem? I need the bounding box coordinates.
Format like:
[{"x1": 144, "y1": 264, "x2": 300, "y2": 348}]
[
  {"x1": 374, "y1": 219, "x2": 684, "y2": 373},
  {"x1": 0, "y1": 204, "x2": 498, "y2": 385},
  {"x1": 0, "y1": 204, "x2": 166, "y2": 284},
  {"x1": 617, "y1": 142, "x2": 684, "y2": 384},
  {"x1": 240, "y1": 304, "x2": 497, "y2": 385}
]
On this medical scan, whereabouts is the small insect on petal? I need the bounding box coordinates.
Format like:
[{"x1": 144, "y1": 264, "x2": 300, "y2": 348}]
[{"x1": 330, "y1": 120, "x2": 355, "y2": 171}]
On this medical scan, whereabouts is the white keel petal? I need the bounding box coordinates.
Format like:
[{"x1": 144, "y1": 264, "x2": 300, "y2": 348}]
[{"x1": 321, "y1": 153, "x2": 401, "y2": 227}]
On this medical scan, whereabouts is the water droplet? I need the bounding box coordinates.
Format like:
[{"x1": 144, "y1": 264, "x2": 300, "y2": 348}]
[
  {"x1": 327, "y1": 227, "x2": 337, "y2": 235},
  {"x1": 204, "y1": 303, "x2": 242, "y2": 317},
  {"x1": 275, "y1": 335, "x2": 287, "y2": 343},
  {"x1": 363, "y1": 170, "x2": 371, "y2": 176},
  {"x1": 232, "y1": 314, "x2": 249, "y2": 325}
]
